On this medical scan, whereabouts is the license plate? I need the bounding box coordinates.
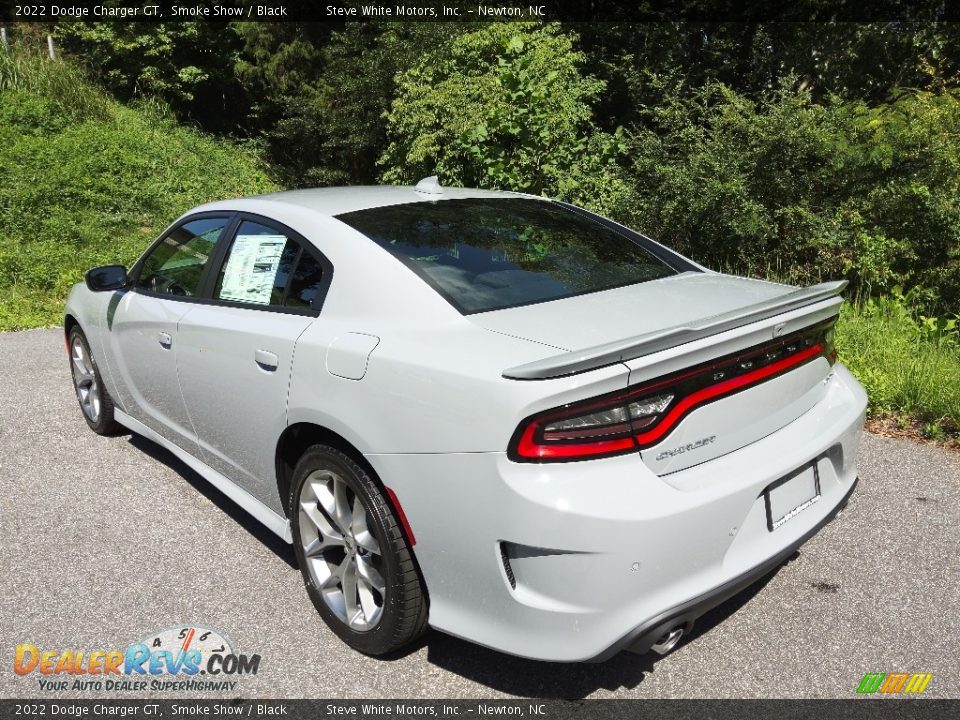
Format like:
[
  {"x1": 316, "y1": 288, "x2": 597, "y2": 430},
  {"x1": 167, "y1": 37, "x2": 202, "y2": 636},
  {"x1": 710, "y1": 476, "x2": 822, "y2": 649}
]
[{"x1": 764, "y1": 462, "x2": 821, "y2": 531}]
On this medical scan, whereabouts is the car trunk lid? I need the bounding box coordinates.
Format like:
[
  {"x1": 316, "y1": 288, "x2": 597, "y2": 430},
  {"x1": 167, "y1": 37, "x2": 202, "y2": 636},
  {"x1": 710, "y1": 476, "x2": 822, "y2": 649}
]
[
  {"x1": 471, "y1": 272, "x2": 796, "y2": 353},
  {"x1": 489, "y1": 273, "x2": 844, "y2": 472}
]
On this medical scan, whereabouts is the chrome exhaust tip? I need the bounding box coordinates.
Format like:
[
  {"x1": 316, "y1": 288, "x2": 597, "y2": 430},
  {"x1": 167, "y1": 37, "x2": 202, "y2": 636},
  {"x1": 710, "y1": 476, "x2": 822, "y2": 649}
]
[{"x1": 650, "y1": 626, "x2": 684, "y2": 655}]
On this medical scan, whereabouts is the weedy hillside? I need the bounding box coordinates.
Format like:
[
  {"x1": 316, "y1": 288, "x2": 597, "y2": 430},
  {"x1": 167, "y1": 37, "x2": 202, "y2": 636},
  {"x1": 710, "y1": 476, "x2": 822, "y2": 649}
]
[{"x1": 0, "y1": 50, "x2": 276, "y2": 330}]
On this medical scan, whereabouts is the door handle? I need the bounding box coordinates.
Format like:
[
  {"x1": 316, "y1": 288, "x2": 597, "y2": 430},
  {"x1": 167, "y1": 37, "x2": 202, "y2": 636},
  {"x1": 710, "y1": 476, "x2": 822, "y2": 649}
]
[
  {"x1": 255, "y1": 349, "x2": 279, "y2": 371},
  {"x1": 158, "y1": 332, "x2": 173, "y2": 349}
]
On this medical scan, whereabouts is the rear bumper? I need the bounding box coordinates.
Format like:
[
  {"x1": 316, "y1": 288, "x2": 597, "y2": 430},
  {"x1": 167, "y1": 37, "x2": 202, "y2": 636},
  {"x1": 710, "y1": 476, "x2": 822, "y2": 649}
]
[
  {"x1": 368, "y1": 364, "x2": 867, "y2": 662},
  {"x1": 591, "y1": 475, "x2": 858, "y2": 662}
]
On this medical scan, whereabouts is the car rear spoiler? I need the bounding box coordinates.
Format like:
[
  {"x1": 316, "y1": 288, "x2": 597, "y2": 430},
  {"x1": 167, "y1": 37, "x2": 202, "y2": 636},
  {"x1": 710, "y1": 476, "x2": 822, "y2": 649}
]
[{"x1": 502, "y1": 280, "x2": 848, "y2": 380}]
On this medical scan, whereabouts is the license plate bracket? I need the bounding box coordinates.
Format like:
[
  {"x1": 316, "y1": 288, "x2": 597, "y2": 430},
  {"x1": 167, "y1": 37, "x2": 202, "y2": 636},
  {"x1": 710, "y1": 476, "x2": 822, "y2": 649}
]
[{"x1": 764, "y1": 461, "x2": 821, "y2": 531}]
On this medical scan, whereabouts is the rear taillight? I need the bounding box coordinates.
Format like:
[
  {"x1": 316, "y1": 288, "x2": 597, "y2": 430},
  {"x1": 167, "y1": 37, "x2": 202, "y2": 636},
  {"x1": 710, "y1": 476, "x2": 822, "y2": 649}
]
[{"x1": 509, "y1": 318, "x2": 837, "y2": 463}]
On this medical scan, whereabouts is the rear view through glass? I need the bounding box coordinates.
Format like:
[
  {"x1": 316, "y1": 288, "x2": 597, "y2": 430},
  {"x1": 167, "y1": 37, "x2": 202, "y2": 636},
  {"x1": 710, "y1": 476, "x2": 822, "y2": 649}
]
[{"x1": 336, "y1": 198, "x2": 680, "y2": 313}]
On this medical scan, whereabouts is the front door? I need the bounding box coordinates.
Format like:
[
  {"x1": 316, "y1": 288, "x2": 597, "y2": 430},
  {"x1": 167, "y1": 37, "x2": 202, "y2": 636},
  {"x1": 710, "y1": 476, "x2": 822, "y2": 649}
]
[{"x1": 108, "y1": 216, "x2": 232, "y2": 454}]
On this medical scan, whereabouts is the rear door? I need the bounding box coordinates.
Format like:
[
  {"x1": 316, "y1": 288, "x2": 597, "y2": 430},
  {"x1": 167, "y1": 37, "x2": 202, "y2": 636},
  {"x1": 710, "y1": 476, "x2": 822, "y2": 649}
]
[
  {"x1": 175, "y1": 215, "x2": 332, "y2": 506},
  {"x1": 108, "y1": 215, "x2": 233, "y2": 455}
]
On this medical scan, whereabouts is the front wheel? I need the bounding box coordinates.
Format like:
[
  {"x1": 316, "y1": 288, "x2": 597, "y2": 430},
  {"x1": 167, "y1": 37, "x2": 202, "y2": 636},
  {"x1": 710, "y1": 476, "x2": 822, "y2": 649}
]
[
  {"x1": 290, "y1": 445, "x2": 428, "y2": 655},
  {"x1": 68, "y1": 327, "x2": 121, "y2": 435}
]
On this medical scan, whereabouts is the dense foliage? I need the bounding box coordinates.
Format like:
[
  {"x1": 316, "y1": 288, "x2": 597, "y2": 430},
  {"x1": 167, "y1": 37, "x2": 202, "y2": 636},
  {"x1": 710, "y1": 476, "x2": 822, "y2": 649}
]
[
  {"x1": 2, "y1": 20, "x2": 959, "y2": 434},
  {"x1": 380, "y1": 24, "x2": 614, "y2": 192},
  {"x1": 619, "y1": 81, "x2": 960, "y2": 310},
  {"x1": 228, "y1": 22, "x2": 464, "y2": 185},
  {"x1": 57, "y1": 21, "x2": 249, "y2": 133}
]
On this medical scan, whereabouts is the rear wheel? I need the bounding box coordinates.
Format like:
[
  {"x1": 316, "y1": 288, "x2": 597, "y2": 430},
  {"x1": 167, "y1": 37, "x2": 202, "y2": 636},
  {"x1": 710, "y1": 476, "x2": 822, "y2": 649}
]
[
  {"x1": 290, "y1": 445, "x2": 428, "y2": 655},
  {"x1": 68, "y1": 327, "x2": 121, "y2": 435}
]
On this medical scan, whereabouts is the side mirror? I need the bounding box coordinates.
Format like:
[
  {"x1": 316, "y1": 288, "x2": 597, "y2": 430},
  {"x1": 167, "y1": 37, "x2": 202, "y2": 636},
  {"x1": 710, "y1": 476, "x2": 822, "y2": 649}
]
[{"x1": 85, "y1": 265, "x2": 129, "y2": 292}]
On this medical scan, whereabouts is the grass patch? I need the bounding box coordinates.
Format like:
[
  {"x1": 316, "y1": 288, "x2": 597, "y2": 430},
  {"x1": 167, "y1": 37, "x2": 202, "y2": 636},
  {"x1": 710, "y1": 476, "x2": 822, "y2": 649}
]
[
  {"x1": 0, "y1": 48, "x2": 111, "y2": 122},
  {"x1": 0, "y1": 50, "x2": 277, "y2": 331},
  {"x1": 837, "y1": 298, "x2": 960, "y2": 439}
]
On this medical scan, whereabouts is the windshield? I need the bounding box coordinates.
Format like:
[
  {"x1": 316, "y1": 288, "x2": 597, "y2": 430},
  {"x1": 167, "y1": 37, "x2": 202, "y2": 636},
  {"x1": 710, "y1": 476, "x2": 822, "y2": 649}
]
[{"x1": 336, "y1": 198, "x2": 680, "y2": 314}]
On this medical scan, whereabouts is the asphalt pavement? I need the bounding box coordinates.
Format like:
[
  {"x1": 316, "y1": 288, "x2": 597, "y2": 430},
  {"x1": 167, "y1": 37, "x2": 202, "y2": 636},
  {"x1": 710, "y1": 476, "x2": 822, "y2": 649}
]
[{"x1": 1, "y1": 327, "x2": 957, "y2": 699}]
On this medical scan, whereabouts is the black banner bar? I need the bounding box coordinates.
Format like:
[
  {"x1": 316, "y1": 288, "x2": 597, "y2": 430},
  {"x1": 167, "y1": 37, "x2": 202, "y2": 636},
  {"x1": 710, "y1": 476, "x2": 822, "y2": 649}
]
[
  {"x1": 1, "y1": 699, "x2": 958, "y2": 720},
  {"x1": 1, "y1": 0, "x2": 958, "y2": 24}
]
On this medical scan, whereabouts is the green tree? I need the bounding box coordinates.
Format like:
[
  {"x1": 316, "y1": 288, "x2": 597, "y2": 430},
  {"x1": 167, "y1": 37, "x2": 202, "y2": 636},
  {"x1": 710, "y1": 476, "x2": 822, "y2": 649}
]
[
  {"x1": 57, "y1": 21, "x2": 248, "y2": 132},
  {"x1": 233, "y1": 22, "x2": 465, "y2": 186},
  {"x1": 617, "y1": 78, "x2": 960, "y2": 311},
  {"x1": 576, "y1": 22, "x2": 960, "y2": 133},
  {"x1": 379, "y1": 22, "x2": 624, "y2": 201}
]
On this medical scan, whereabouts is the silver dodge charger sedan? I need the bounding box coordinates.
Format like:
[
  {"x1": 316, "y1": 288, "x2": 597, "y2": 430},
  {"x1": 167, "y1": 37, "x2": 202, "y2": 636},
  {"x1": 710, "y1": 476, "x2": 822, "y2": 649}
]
[{"x1": 65, "y1": 178, "x2": 866, "y2": 661}]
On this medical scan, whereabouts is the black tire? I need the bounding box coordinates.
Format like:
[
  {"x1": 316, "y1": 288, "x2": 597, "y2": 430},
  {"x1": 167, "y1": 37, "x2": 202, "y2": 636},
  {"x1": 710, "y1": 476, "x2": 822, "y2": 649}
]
[
  {"x1": 68, "y1": 326, "x2": 122, "y2": 436},
  {"x1": 289, "y1": 445, "x2": 428, "y2": 655}
]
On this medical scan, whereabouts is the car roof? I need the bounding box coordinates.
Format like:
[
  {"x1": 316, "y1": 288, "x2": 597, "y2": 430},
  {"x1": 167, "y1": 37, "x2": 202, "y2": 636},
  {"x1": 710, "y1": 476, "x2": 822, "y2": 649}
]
[{"x1": 191, "y1": 185, "x2": 542, "y2": 218}]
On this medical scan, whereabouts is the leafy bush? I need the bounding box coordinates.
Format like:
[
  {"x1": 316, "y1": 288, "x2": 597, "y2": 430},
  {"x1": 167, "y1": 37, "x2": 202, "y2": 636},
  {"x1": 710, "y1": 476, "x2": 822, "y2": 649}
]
[
  {"x1": 56, "y1": 22, "x2": 248, "y2": 133},
  {"x1": 0, "y1": 52, "x2": 276, "y2": 331},
  {"x1": 379, "y1": 23, "x2": 623, "y2": 202},
  {"x1": 234, "y1": 23, "x2": 468, "y2": 187},
  {"x1": 615, "y1": 80, "x2": 960, "y2": 314}
]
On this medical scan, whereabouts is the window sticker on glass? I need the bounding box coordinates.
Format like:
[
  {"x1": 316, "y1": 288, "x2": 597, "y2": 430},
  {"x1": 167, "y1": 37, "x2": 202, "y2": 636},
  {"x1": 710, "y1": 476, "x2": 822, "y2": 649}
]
[{"x1": 219, "y1": 234, "x2": 288, "y2": 305}]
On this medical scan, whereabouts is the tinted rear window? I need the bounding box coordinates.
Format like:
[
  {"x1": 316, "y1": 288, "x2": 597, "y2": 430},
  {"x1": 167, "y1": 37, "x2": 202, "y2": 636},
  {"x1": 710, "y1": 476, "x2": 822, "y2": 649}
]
[{"x1": 336, "y1": 198, "x2": 679, "y2": 314}]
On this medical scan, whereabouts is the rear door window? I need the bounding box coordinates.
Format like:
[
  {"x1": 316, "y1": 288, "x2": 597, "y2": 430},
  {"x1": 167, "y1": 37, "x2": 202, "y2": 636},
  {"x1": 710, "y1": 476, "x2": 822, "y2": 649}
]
[
  {"x1": 215, "y1": 221, "x2": 297, "y2": 306},
  {"x1": 285, "y1": 252, "x2": 326, "y2": 309},
  {"x1": 213, "y1": 219, "x2": 328, "y2": 311}
]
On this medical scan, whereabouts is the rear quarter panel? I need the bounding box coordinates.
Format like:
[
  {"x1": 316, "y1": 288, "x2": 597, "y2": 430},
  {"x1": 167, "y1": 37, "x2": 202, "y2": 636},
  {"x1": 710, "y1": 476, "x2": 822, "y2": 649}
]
[{"x1": 287, "y1": 316, "x2": 631, "y2": 455}]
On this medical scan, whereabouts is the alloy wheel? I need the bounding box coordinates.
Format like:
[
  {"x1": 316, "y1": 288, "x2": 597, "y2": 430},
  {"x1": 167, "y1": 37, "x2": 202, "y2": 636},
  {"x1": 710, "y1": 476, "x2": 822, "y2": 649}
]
[
  {"x1": 71, "y1": 337, "x2": 101, "y2": 423},
  {"x1": 297, "y1": 469, "x2": 386, "y2": 631}
]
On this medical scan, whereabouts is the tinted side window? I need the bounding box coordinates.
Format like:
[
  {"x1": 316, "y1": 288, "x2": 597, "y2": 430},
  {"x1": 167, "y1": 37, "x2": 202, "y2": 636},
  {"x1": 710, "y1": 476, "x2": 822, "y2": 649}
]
[
  {"x1": 136, "y1": 217, "x2": 228, "y2": 296},
  {"x1": 214, "y1": 221, "x2": 299, "y2": 306},
  {"x1": 286, "y1": 253, "x2": 325, "y2": 309}
]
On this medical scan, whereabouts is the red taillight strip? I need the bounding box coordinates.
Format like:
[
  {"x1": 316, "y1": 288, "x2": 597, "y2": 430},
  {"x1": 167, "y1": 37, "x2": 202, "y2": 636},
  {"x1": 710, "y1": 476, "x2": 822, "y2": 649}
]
[
  {"x1": 511, "y1": 340, "x2": 826, "y2": 462},
  {"x1": 632, "y1": 342, "x2": 823, "y2": 448},
  {"x1": 515, "y1": 423, "x2": 635, "y2": 460}
]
